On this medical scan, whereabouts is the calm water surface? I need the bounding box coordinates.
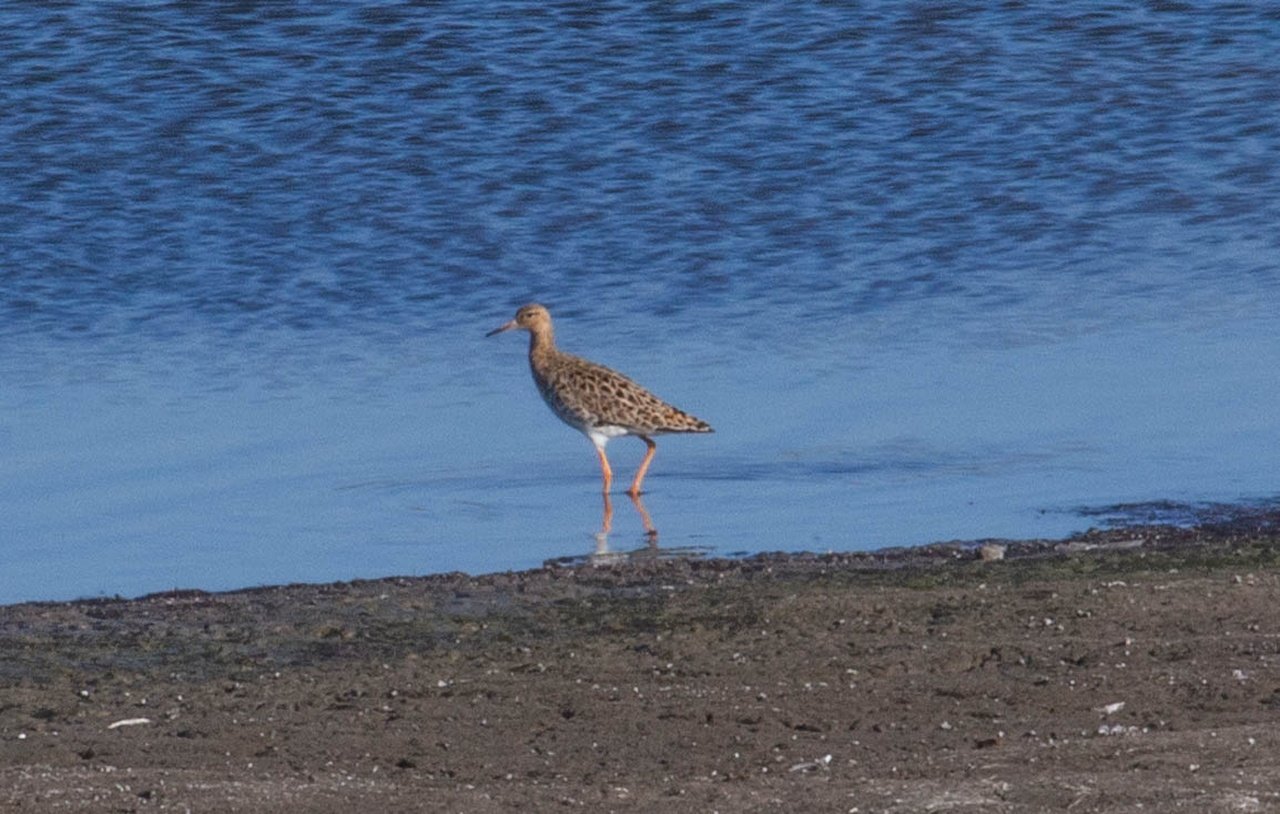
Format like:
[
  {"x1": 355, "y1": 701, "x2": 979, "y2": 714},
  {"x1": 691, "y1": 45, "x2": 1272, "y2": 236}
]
[{"x1": 2, "y1": 3, "x2": 1278, "y2": 603}]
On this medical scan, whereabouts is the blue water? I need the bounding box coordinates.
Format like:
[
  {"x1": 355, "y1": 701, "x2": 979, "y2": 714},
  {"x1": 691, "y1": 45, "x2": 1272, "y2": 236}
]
[{"x1": 2, "y1": 3, "x2": 1278, "y2": 604}]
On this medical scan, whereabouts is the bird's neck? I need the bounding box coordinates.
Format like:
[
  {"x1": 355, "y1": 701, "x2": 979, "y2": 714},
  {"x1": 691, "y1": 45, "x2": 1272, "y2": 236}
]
[{"x1": 527, "y1": 324, "x2": 556, "y2": 363}]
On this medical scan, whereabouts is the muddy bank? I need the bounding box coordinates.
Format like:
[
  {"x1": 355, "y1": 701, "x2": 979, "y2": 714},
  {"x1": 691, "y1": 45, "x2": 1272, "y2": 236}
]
[{"x1": 3, "y1": 516, "x2": 1280, "y2": 812}]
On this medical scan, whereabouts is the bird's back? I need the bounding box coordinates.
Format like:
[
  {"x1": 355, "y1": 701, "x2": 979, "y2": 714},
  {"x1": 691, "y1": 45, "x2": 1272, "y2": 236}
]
[{"x1": 532, "y1": 349, "x2": 712, "y2": 436}]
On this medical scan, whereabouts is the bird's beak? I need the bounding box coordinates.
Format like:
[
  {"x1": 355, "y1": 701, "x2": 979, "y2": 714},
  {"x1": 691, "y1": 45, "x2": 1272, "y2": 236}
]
[{"x1": 486, "y1": 319, "x2": 518, "y2": 337}]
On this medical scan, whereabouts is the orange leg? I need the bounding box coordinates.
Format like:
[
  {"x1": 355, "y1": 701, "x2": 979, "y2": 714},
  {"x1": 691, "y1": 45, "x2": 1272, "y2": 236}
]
[
  {"x1": 628, "y1": 436, "x2": 657, "y2": 497},
  {"x1": 594, "y1": 443, "x2": 613, "y2": 494}
]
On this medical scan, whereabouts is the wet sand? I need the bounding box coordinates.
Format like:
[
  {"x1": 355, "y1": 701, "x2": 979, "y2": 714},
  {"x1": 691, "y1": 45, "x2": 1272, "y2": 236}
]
[{"x1": 3, "y1": 514, "x2": 1280, "y2": 812}]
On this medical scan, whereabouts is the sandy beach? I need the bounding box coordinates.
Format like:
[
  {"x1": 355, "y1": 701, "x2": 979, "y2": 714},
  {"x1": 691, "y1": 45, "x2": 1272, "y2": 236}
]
[{"x1": 3, "y1": 513, "x2": 1280, "y2": 812}]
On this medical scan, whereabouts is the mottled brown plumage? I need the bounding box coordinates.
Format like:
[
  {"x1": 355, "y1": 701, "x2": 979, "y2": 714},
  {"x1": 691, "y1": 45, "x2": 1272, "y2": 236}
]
[{"x1": 487, "y1": 303, "x2": 712, "y2": 495}]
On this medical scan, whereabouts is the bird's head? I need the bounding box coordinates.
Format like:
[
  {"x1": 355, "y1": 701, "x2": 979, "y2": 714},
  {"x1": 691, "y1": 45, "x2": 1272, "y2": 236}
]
[{"x1": 486, "y1": 303, "x2": 552, "y2": 337}]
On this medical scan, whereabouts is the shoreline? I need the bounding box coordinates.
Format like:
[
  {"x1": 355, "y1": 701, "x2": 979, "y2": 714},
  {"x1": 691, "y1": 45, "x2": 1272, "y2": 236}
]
[
  {"x1": 12, "y1": 506, "x2": 1275, "y2": 611},
  {"x1": 3, "y1": 514, "x2": 1280, "y2": 811}
]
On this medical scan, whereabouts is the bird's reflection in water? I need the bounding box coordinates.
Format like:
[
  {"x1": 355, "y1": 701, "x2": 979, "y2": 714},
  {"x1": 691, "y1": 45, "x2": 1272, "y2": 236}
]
[
  {"x1": 592, "y1": 491, "x2": 658, "y2": 563},
  {"x1": 543, "y1": 493, "x2": 714, "y2": 569},
  {"x1": 600, "y1": 490, "x2": 657, "y2": 538},
  {"x1": 583, "y1": 492, "x2": 715, "y2": 567}
]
